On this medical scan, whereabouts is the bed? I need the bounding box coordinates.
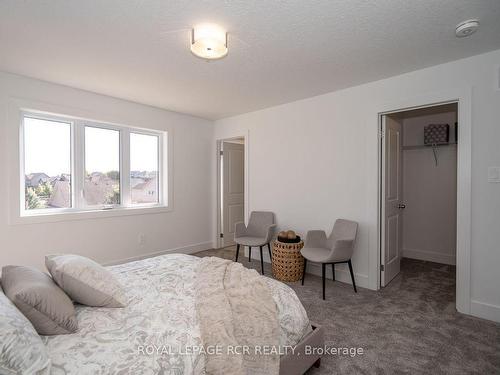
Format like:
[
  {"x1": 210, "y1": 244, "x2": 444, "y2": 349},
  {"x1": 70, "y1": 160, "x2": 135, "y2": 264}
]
[{"x1": 41, "y1": 253, "x2": 323, "y2": 375}]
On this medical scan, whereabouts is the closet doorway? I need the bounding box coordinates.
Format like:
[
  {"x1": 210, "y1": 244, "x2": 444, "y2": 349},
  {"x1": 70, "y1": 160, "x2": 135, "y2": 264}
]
[{"x1": 380, "y1": 103, "x2": 458, "y2": 288}]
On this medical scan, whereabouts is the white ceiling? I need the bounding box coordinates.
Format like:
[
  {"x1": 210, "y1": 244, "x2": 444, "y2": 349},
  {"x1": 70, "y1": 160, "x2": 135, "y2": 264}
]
[{"x1": 0, "y1": 1, "x2": 499, "y2": 120}]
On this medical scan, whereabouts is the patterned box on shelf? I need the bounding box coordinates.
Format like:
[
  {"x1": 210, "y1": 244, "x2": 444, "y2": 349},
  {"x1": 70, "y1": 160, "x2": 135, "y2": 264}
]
[
  {"x1": 424, "y1": 123, "x2": 450, "y2": 145},
  {"x1": 272, "y1": 240, "x2": 304, "y2": 282}
]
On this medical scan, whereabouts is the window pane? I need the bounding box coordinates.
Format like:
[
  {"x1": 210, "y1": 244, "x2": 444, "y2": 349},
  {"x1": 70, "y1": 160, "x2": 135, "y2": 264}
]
[
  {"x1": 84, "y1": 126, "x2": 120, "y2": 205},
  {"x1": 24, "y1": 117, "x2": 72, "y2": 210},
  {"x1": 130, "y1": 133, "x2": 159, "y2": 204}
]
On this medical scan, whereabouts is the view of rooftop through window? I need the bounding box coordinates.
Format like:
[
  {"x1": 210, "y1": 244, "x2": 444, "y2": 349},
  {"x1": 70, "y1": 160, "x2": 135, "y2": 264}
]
[
  {"x1": 23, "y1": 117, "x2": 71, "y2": 210},
  {"x1": 84, "y1": 126, "x2": 120, "y2": 206},
  {"x1": 23, "y1": 115, "x2": 163, "y2": 211},
  {"x1": 130, "y1": 133, "x2": 159, "y2": 204}
]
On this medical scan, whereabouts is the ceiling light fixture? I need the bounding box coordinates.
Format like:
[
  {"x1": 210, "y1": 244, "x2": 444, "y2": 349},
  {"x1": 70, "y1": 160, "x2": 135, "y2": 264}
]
[
  {"x1": 455, "y1": 19, "x2": 479, "y2": 38},
  {"x1": 191, "y1": 24, "x2": 228, "y2": 60}
]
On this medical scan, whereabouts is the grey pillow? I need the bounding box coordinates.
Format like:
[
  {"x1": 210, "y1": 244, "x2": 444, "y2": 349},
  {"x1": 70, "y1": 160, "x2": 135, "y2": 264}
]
[
  {"x1": 46, "y1": 254, "x2": 127, "y2": 308},
  {"x1": 1, "y1": 265, "x2": 78, "y2": 335},
  {"x1": 0, "y1": 285, "x2": 51, "y2": 374}
]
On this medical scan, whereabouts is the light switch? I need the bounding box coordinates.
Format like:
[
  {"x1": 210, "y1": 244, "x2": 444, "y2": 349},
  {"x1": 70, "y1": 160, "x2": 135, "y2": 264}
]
[
  {"x1": 488, "y1": 167, "x2": 500, "y2": 183},
  {"x1": 497, "y1": 65, "x2": 500, "y2": 90}
]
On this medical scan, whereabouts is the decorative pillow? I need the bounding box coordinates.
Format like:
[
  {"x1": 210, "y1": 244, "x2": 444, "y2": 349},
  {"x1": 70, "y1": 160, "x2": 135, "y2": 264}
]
[
  {"x1": 1, "y1": 265, "x2": 78, "y2": 336},
  {"x1": 0, "y1": 288, "x2": 50, "y2": 374},
  {"x1": 46, "y1": 254, "x2": 127, "y2": 308},
  {"x1": 0, "y1": 285, "x2": 51, "y2": 374}
]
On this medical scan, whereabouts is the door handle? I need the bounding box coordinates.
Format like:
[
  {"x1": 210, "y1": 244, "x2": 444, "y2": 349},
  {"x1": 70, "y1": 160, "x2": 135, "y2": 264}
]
[{"x1": 397, "y1": 204, "x2": 406, "y2": 209}]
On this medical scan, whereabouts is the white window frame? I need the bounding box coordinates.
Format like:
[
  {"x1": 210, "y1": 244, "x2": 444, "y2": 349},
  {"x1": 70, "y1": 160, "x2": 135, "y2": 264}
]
[{"x1": 19, "y1": 110, "x2": 168, "y2": 220}]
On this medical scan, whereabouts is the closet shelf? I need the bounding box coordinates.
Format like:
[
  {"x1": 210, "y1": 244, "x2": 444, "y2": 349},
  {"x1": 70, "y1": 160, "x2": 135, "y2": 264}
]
[{"x1": 402, "y1": 143, "x2": 457, "y2": 151}]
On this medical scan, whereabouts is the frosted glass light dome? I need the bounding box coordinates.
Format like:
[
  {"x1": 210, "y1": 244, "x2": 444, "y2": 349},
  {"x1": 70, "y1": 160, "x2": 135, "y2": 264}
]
[{"x1": 191, "y1": 24, "x2": 228, "y2": 60}]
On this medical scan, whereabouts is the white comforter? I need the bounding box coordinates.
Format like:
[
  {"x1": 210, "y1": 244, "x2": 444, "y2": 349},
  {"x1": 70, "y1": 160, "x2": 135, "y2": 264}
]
[{"x1": 43, "y1": 254, "x2": 311, "y2": 375}]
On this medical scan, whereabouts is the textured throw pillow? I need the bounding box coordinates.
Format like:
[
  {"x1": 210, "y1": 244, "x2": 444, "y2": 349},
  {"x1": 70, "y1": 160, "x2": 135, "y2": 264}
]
[
  {"x1": 0, "y1": 285, "x2": 51, "y2": 374},
  {"x1": 46, "y1": 254, "x2": 127, "y2": 308},
  {"x1": 1, "y1": 266, "x2": 78, "y2": 336}
]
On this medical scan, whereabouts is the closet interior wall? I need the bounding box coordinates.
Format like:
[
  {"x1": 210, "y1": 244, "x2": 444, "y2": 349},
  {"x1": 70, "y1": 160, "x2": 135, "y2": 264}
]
[{"x1": 401, "y1": 104, "x2": 458, "y2": 265}]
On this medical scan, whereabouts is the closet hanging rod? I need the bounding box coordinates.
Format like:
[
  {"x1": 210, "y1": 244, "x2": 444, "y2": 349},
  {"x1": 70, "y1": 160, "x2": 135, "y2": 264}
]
[{"x1": 402, "y1": 143, "x2": 457, "y2": 151}]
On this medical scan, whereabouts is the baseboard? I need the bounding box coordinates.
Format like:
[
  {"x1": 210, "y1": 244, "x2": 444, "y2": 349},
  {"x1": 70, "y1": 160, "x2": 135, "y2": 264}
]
[
  {"x1": 248, "y1": 249, "x2": 369, "y2": 289},
  {"x1": 403, "y1": 248, "x2": 456, "y2": 265},
  {"x1": 103, "y1": 241, "x2": 212, "y2": 266},
  {"x1": 470, "y1": 300, "x2": 500, "y2": 323}
]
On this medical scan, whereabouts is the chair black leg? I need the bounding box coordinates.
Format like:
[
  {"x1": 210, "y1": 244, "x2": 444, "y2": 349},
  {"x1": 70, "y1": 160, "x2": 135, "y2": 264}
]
[
  {"x1": 313, "y1": 358, "x2": 321, "y2": 368},
  {"x1": 302, "y1": 258, "x2": 307, "y2": 285},
  {"x1": 322, "y1": 263, "x2": 326, "y2": 300},
  {"x1": 348, "y1": 259, "x2": 357, "y2": 293},
  {"x1": 235, "y1": 244, "x2": 240, "y2": 262},
  {"x1": 331, "y1": 263, "x2": 335, "y2": 281},
  {"x1": 267, "y1": 243, "x2": 272, "y2": 264},
  {"x1": 248, "y1": 246, "x2": 252, "y2": 262},
  {"x1": 259, "y1": 246, "x2": 264, "y2": 275}
]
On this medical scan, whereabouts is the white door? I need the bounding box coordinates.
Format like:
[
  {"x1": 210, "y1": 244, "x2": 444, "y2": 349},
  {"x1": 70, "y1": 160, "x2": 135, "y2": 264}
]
[
  {"x1": 381, "y1": 115, "x2": 404, "y2": 286},
  {"x1": 222, "y1": 141, "x2": 244, "y2": 247}
]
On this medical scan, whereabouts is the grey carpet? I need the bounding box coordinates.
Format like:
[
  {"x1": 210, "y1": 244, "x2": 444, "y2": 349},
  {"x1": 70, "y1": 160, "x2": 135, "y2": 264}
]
[{"x1": 194, "y1": 247, "x2": 500, "y2": 374}]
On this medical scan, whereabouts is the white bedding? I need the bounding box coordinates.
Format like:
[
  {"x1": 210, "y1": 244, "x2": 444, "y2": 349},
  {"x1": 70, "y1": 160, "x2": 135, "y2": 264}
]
[{"x1": 43, "y1": 254, "x2": 311, "y2": 375}]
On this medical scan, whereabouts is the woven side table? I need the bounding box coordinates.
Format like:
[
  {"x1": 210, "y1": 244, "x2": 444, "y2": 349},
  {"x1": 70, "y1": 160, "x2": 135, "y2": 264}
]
[{"x1": 271, "y1": 240, "x2": 305, "y2": 282}]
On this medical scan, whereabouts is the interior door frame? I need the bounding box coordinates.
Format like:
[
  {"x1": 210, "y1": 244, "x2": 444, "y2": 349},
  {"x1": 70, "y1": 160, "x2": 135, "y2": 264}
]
[
  {"x1": 374, "y1": 88, "x2": 471, "y2": 315},
  {"x1": 216, "y1": 133, "x2": 249, "y2": 249}
]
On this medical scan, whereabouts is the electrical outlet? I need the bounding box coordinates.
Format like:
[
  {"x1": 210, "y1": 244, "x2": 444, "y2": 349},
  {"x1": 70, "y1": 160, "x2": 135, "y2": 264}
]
[
  {"x1": 487, "y1": 167, "x2": 500, "y2": 183},
  {"x1": 138, "y1": 233, "x2": 146, "y2": 246}
]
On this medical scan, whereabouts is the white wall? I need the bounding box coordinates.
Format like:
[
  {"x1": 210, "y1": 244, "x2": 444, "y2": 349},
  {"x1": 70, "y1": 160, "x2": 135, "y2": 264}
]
[
  {"x1": 213, "y1": 49, "x2": 500, "y2": 322},
  {"x1": 0, "y1": 71, "x2": 213, "y2": 271},
  {"x1": 402, "y1": 111, "x2": 457, "y2": 265}
]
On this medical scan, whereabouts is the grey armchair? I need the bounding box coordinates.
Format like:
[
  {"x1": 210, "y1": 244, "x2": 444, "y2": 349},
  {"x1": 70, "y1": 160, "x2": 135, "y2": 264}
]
[
  {"x1": 234, "y1": 211, "x2": 276, "y2": 275},
  {"x1": 300, "y1": 219, "x2": 358, "y2": 299}
]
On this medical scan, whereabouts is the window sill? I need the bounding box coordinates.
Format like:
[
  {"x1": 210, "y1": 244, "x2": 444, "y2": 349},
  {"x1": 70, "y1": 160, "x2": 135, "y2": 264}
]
[{"x1": 10, "y1": 205, "x2": 172, "y2": 225}]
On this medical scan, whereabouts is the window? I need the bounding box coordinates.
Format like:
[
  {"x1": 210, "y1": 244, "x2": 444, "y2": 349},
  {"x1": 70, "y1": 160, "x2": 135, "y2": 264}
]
[
  {"x1": 130, "y1": 133, "x2": 159, "y2": 205},
  {"x1": 23, "y1": 117, "x2": 72, "y2": 210},
  {"x1": 84, "y1": 126, "x2": 120, "y2": 206},
  {"x1": 21, "y1": 112, "x2": 166, "y2": 216}
]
